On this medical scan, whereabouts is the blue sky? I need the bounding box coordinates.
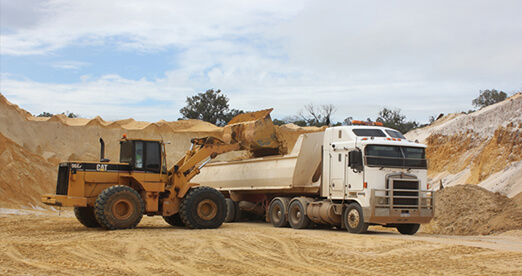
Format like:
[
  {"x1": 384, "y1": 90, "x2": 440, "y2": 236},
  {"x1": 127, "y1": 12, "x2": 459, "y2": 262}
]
[{"x1": 1, "y1": 0, "x2": 521, "y2": 124}]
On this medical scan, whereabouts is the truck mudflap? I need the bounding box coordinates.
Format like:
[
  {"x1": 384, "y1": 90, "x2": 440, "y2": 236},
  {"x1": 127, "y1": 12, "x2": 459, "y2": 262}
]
[
  {"x1": 41, "y1": 194, "x2": 88, "y2": 207},
  {"x1": 368, "y1": 188, "x2": 434, "y2": 224}
]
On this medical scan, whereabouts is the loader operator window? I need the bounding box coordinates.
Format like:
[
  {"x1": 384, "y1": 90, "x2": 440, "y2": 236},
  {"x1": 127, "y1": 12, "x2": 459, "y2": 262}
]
[
  {"x1": 365, "y1": 145, "x2": 427, "y2": 169},
  {"x1": 135, "y1": 142, "x2": 144, "y2": 169},
  {"x1": 120, "y1": 141, "x2": 134, "y2": 164},
  {"x1": 145, "y1": 142, "x2": 161, "y2": 172}
]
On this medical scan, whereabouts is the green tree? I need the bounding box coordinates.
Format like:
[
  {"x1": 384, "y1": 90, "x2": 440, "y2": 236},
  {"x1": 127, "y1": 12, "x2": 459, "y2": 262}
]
[
  {"x1": 64, "y1": 111, "x2": 78, "y2": 118},
  {"x1": 472, "y1": 89, "x2": 507, "y2": 108},
  {"x1": 37, "y1": 111, "x2": 79, "y2": 118},
  {"x1": 376, "y1": 108, "x2": 419, "y2": 134},
  {"x1": 37, "y1": 112, "x2": 54, "y2": 117},
  {"x1": 179, "y1": 89, "x2": 243, "y2": 126},
  {"x1": 272, "y1": 119, "x2": 285, "y2": 126}
]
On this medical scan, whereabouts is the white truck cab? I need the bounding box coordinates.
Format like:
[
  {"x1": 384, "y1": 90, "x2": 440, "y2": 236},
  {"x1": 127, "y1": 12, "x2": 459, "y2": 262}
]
[{"x1": 323, "y1": 125, "x2": 432, "y2": 232}]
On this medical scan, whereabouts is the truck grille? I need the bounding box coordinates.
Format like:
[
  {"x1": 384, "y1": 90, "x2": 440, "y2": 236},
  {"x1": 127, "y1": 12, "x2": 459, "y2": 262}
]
[
  {"x1": 55, "y1": 164, "x2": 69, "y2": 195},
  {"x1": 390, "y1": 179, "x2": 419, "y2": 208}
]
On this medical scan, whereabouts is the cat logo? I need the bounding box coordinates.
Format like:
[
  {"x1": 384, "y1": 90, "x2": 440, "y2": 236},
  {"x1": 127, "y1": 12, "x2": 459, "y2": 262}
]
[{"x1": 96, "y1": 164, "x2": 108, "y2": 172}]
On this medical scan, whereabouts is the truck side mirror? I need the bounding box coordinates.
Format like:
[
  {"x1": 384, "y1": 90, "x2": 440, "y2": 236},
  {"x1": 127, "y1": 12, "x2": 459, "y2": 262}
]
[{"x1": 349, "y1": 150, "x2": 363, "y2": 172}]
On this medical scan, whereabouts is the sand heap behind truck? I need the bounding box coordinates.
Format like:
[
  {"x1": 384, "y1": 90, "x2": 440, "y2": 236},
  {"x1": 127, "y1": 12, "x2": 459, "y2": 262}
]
[{"x1": 195, "y1": 111, "x2": 434, "y2": 235}]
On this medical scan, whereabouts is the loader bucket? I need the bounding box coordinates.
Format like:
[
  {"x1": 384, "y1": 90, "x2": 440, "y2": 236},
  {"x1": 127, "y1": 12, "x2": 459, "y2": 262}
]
[{"x1": 224, "y1": 108, "x2": 286, "y2": 157}]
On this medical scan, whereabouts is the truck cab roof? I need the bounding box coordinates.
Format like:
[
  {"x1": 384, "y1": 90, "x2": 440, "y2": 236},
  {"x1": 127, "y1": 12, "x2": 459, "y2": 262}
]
[{"x1": 326, "y1": 125, "x2": 425, "y2": 148}]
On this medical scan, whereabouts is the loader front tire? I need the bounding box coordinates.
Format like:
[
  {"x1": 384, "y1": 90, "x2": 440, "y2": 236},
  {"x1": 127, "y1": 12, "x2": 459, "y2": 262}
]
[
  {"x1": 74, "y1": 206, "x2": 100, "y2": 228},
  {"x1": 94, "y1": 185, "x2": 144, "y2": 230},
  {"x1": 180, "y1": 186, "x2": 227, "y2": 229}
]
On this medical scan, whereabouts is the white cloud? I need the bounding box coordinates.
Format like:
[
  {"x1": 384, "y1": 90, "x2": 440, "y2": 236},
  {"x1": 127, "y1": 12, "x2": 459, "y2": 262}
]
[
  {"x1": 51, "y1": 61, "x2": 90, "y2": 70},
  {"x1": 1, "y1": 0, "x2": 521, "y2": 124}
]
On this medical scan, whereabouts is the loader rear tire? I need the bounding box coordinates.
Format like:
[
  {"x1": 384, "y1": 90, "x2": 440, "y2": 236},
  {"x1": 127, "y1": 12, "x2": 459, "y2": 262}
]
[
  {"x1": 396, "y1": 224, "x2": 420, "y2": 235},
  {"x1": 163, "y1": 213, "x2": 185, "y2": 227},
  {"x1": 94, "y1": 185, "x2": 144, "y2": 230},
  {"x1": 224, "y1": 198, "x2": 236, "y2": 223},
  {"x1": 74, "y1": 206, "x2": 100, "y2": 228},
  {"x1": 180, "y1": 186, "x2": 227, "y2": 229},
  {"x1": 343, "y1": 203, "x2": 368, "y2": 234}
]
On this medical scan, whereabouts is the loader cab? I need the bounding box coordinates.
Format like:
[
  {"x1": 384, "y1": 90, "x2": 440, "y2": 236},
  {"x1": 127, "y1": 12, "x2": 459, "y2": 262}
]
[{"x1": 119, "y1": 138, "x2": 167, "y2": 173}]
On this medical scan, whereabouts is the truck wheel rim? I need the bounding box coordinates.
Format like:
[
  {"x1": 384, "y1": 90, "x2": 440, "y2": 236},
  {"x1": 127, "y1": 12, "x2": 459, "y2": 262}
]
[
  {"x1": 197, "y1": 199, "x2": 217, "y2": 220},
  {"x1": 271, "y1": 205, "x2": 282, "y2": 223},
  {"x1": 347, "y1": 209, "x2": 360, "y2": 229},
  {"x1": 290, "y1": 208, "x2": 301, "y2": 224},
  {"x1": 112, "y1": 199, "x2": 133, "y2": 220}
]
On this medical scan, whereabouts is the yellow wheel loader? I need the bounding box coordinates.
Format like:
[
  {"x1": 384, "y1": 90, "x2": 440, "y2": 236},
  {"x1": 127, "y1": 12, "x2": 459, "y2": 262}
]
[{"x1": 42, "y1": 109, "x2": 283, "y2": 230}]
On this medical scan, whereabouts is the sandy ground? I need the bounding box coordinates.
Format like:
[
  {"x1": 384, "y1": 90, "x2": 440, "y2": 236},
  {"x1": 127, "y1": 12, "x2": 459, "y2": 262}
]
[{"x1": 1, "y1": 210, "x2": 521, "y2": 275}]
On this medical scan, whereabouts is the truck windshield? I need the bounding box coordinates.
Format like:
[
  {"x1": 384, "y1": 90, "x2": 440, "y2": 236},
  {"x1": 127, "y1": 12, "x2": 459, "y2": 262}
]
[{"x1": 364, "y1": 145, "x2": 427, "y2": 169}]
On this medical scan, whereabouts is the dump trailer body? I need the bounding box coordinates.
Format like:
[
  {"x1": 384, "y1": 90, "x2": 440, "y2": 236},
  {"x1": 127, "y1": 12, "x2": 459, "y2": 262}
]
[{"x1": 194, "y1": 132, "x2": 323, "y2": 194}]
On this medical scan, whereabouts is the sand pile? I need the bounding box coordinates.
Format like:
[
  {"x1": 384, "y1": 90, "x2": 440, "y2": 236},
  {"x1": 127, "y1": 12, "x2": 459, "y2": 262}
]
[
  {"x1": 406, "y1": 93, "x2": 522, "y2": 197},
  {"x1": 425, "y1": 185, "x2": 522, "y2": 235},
  {"x1": 0, "y1": 132, "x2": 56, "y2": 209}
]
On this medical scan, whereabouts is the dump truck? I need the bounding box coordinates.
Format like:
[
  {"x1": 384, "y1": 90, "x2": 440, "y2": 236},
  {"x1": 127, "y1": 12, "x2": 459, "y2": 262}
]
[
  {"x1": 41, "y1": 111, "x2": 277, "y2": 230},
  {"x1": 194, "y1": 115, "x2": 434, "y2": 235}
]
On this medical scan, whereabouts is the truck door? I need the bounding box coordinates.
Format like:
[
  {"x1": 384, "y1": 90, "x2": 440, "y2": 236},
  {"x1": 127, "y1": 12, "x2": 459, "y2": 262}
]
[
  {"x1": 347, "y1": 161, "x2": 364, "y2": 191},
  {"x1": 329, "y1": 152, "x2": 347, "y2": 198}
]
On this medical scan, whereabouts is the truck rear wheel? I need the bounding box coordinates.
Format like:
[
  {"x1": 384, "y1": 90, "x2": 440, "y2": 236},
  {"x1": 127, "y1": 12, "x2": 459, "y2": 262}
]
[
  {"x1": 74, "y1": 206, "x2": 100, "y2": 228},
  {"x1": 224, "y1": 198, "x2": 236, "y2": 223},
  {"x1": 180, "y1": 186, "x2": 227, "y2": 229},
  {"x1": 94, "y1": 185, "x2": 144, "y2": 230},
  {"x1": 288, "y1": 200, "x2": 312, "y2": 229},
  {"x1": 396, "y1": 224, "x2": 420, "y2": 235},
  {"x1": 269, "y1": 198, "x2": 288, "y2": 227},
  {"x1": 343, "y1": 203, "x2": 369, "y2": 234},
  {"x1": 163, "y1": 213, "x2": 185, "y2": 227}
]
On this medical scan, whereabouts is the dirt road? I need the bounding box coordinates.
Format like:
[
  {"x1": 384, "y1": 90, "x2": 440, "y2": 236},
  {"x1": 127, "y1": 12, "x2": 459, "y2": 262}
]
[{"x1": 1, "y1": 210, "x2": 521, "y2": 275}]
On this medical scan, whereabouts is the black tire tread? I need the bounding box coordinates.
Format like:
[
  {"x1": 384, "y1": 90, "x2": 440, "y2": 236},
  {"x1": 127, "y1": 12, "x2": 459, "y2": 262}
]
[
  {"x1": 74, "y1": 206, "x2": 100, "y2": 228},
  {"x1": 288, "y1": 200, "x2": 312, "y2": 229},
  {"x1": 224, "y1": 198, "x2": 236, "y2": 223},
  {"x1": 397, "y1": 224, "x2": 420, "y2": 235},
  {"x1": 269, "y1": 198, "x2": 289, "y2": 228},
  {"x1": 179, "y1": 186, "x2": 227, "y2": 229},
  {"x1": 94, "y1": 185, "x2": 144, "y2": 230},
  {"x1": 343, "y1": 202, "x2": 369, "y2": 234},
  {"x1": 163, "y1": 213, "x2": 185, "y2": 227}
]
